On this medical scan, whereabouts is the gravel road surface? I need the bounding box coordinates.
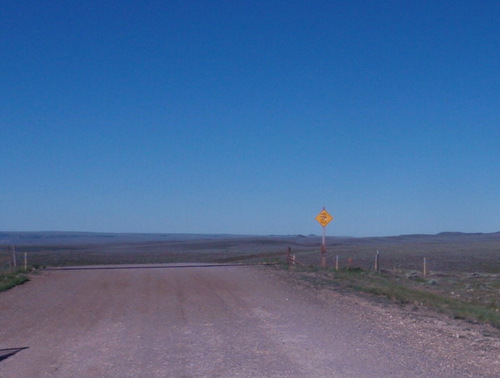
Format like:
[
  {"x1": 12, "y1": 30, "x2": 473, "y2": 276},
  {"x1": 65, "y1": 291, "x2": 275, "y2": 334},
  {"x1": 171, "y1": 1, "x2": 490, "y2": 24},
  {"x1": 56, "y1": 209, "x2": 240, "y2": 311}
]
[{"x1": 1, "y1": 264, "x2": 500, "y2": 377}]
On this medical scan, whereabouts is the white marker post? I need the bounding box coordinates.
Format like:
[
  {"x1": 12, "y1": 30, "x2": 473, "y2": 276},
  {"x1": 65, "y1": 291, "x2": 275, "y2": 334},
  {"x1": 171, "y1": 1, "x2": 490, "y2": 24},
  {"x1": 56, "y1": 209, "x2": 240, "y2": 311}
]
[{"x1": 315, "y1": 207, "x2": 334, "y2": 268}]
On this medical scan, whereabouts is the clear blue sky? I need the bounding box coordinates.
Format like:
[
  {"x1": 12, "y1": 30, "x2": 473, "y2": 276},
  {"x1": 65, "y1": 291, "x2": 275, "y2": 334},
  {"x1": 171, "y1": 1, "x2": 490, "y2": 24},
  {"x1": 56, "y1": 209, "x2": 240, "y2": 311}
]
[{"x1": 1, "y1": 1, "x2": 499, "y2": 236}]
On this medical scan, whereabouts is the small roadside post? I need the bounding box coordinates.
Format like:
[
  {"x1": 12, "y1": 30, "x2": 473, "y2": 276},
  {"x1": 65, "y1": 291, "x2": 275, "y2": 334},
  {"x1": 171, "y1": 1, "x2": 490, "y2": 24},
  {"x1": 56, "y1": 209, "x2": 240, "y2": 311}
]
[
  {"x1": 315, "y1": 207, "x2": 334, "y2": 268},
  {"x1": 11, "y1": 245, "x2": 17, "y2": 270}
]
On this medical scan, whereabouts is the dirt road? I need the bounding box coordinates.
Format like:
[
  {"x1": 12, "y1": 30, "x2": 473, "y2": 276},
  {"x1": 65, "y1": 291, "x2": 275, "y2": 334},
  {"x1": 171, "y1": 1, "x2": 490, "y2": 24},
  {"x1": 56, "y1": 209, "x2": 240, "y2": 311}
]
[{"x1": 1, "y1": 265, "x2": 500, "y2": 377}]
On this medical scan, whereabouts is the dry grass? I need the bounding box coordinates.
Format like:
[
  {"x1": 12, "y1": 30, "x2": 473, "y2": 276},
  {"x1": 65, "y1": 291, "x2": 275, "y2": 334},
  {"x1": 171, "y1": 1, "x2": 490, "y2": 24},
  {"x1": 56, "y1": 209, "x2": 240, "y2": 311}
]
[
  {"x1": 0, "y1": 270, "x2": 30, "y2": 292},
  {"x1": 284, "y1": 265, "x2": 500, "y2": 328}
]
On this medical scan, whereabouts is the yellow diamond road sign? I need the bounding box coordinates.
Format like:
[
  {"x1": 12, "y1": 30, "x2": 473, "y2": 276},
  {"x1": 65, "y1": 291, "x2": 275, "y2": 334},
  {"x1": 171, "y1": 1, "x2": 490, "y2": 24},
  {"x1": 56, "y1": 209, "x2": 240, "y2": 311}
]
[{"x1": 316, "y1": 209, "x2": 333, "y2": 227}]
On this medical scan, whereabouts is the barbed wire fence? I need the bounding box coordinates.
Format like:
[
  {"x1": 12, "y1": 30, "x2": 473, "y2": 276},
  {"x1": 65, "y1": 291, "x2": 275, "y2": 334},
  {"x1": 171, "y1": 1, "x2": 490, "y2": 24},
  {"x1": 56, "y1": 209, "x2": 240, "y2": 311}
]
[
  {"x1": 0, "y1": 246, "x2": 18, "y2": 274},
  {"x1": 0, "y1": 248, "x2": 11, "y2": 273}
]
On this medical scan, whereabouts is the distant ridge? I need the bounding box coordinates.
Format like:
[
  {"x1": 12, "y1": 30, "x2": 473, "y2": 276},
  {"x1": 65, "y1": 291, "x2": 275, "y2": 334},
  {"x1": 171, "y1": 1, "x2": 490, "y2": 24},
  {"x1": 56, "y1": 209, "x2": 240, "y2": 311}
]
[
  {"x1": 1, "y1": 230, "x2": 500, "y2": 246},
  {"x1": 0, "y1": 231, "x2": 250, "y2": 246},
  {"x1": 368, "y1": 231, "x2": 500, "y2": 244}
]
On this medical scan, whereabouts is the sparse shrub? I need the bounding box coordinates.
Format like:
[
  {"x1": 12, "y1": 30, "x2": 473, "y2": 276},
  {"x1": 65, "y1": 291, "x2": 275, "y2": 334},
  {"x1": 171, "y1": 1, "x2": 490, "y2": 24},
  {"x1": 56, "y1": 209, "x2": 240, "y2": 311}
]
[{"x1": 346, "y1": 266, "x2": 364, "y2": 272}]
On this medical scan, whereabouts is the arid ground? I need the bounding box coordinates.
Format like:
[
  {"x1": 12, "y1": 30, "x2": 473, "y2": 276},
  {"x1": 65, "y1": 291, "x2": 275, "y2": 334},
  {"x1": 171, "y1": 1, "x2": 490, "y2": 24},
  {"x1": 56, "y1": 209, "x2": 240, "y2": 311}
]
[
  {"x1": 1, "y1": 232, "x2": 500, "y2": 377},
  {"x1": 1, "y1": 264, "x2": 500, "y2": 377},
  {"x1": 2, "y1": 231, "x2": 500, "y2": 273}
]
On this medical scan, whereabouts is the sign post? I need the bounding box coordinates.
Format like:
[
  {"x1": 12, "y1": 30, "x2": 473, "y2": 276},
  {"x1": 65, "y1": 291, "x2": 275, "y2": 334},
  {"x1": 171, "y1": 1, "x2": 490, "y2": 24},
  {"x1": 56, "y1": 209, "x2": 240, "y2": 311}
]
[{"x1": 315, "y1": 207, "x2": 333, "y2": 268}]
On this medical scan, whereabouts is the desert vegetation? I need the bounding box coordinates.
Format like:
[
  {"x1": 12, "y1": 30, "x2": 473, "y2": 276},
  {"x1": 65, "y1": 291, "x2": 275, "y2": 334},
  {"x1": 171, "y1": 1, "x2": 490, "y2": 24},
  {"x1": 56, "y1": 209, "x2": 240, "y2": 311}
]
[
  {"x1": 0, "y1": 269, "x2": 30, "y2": 292},
  {"x1": 284, "y1": 265, "x2": 500, "y2": 329}
]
